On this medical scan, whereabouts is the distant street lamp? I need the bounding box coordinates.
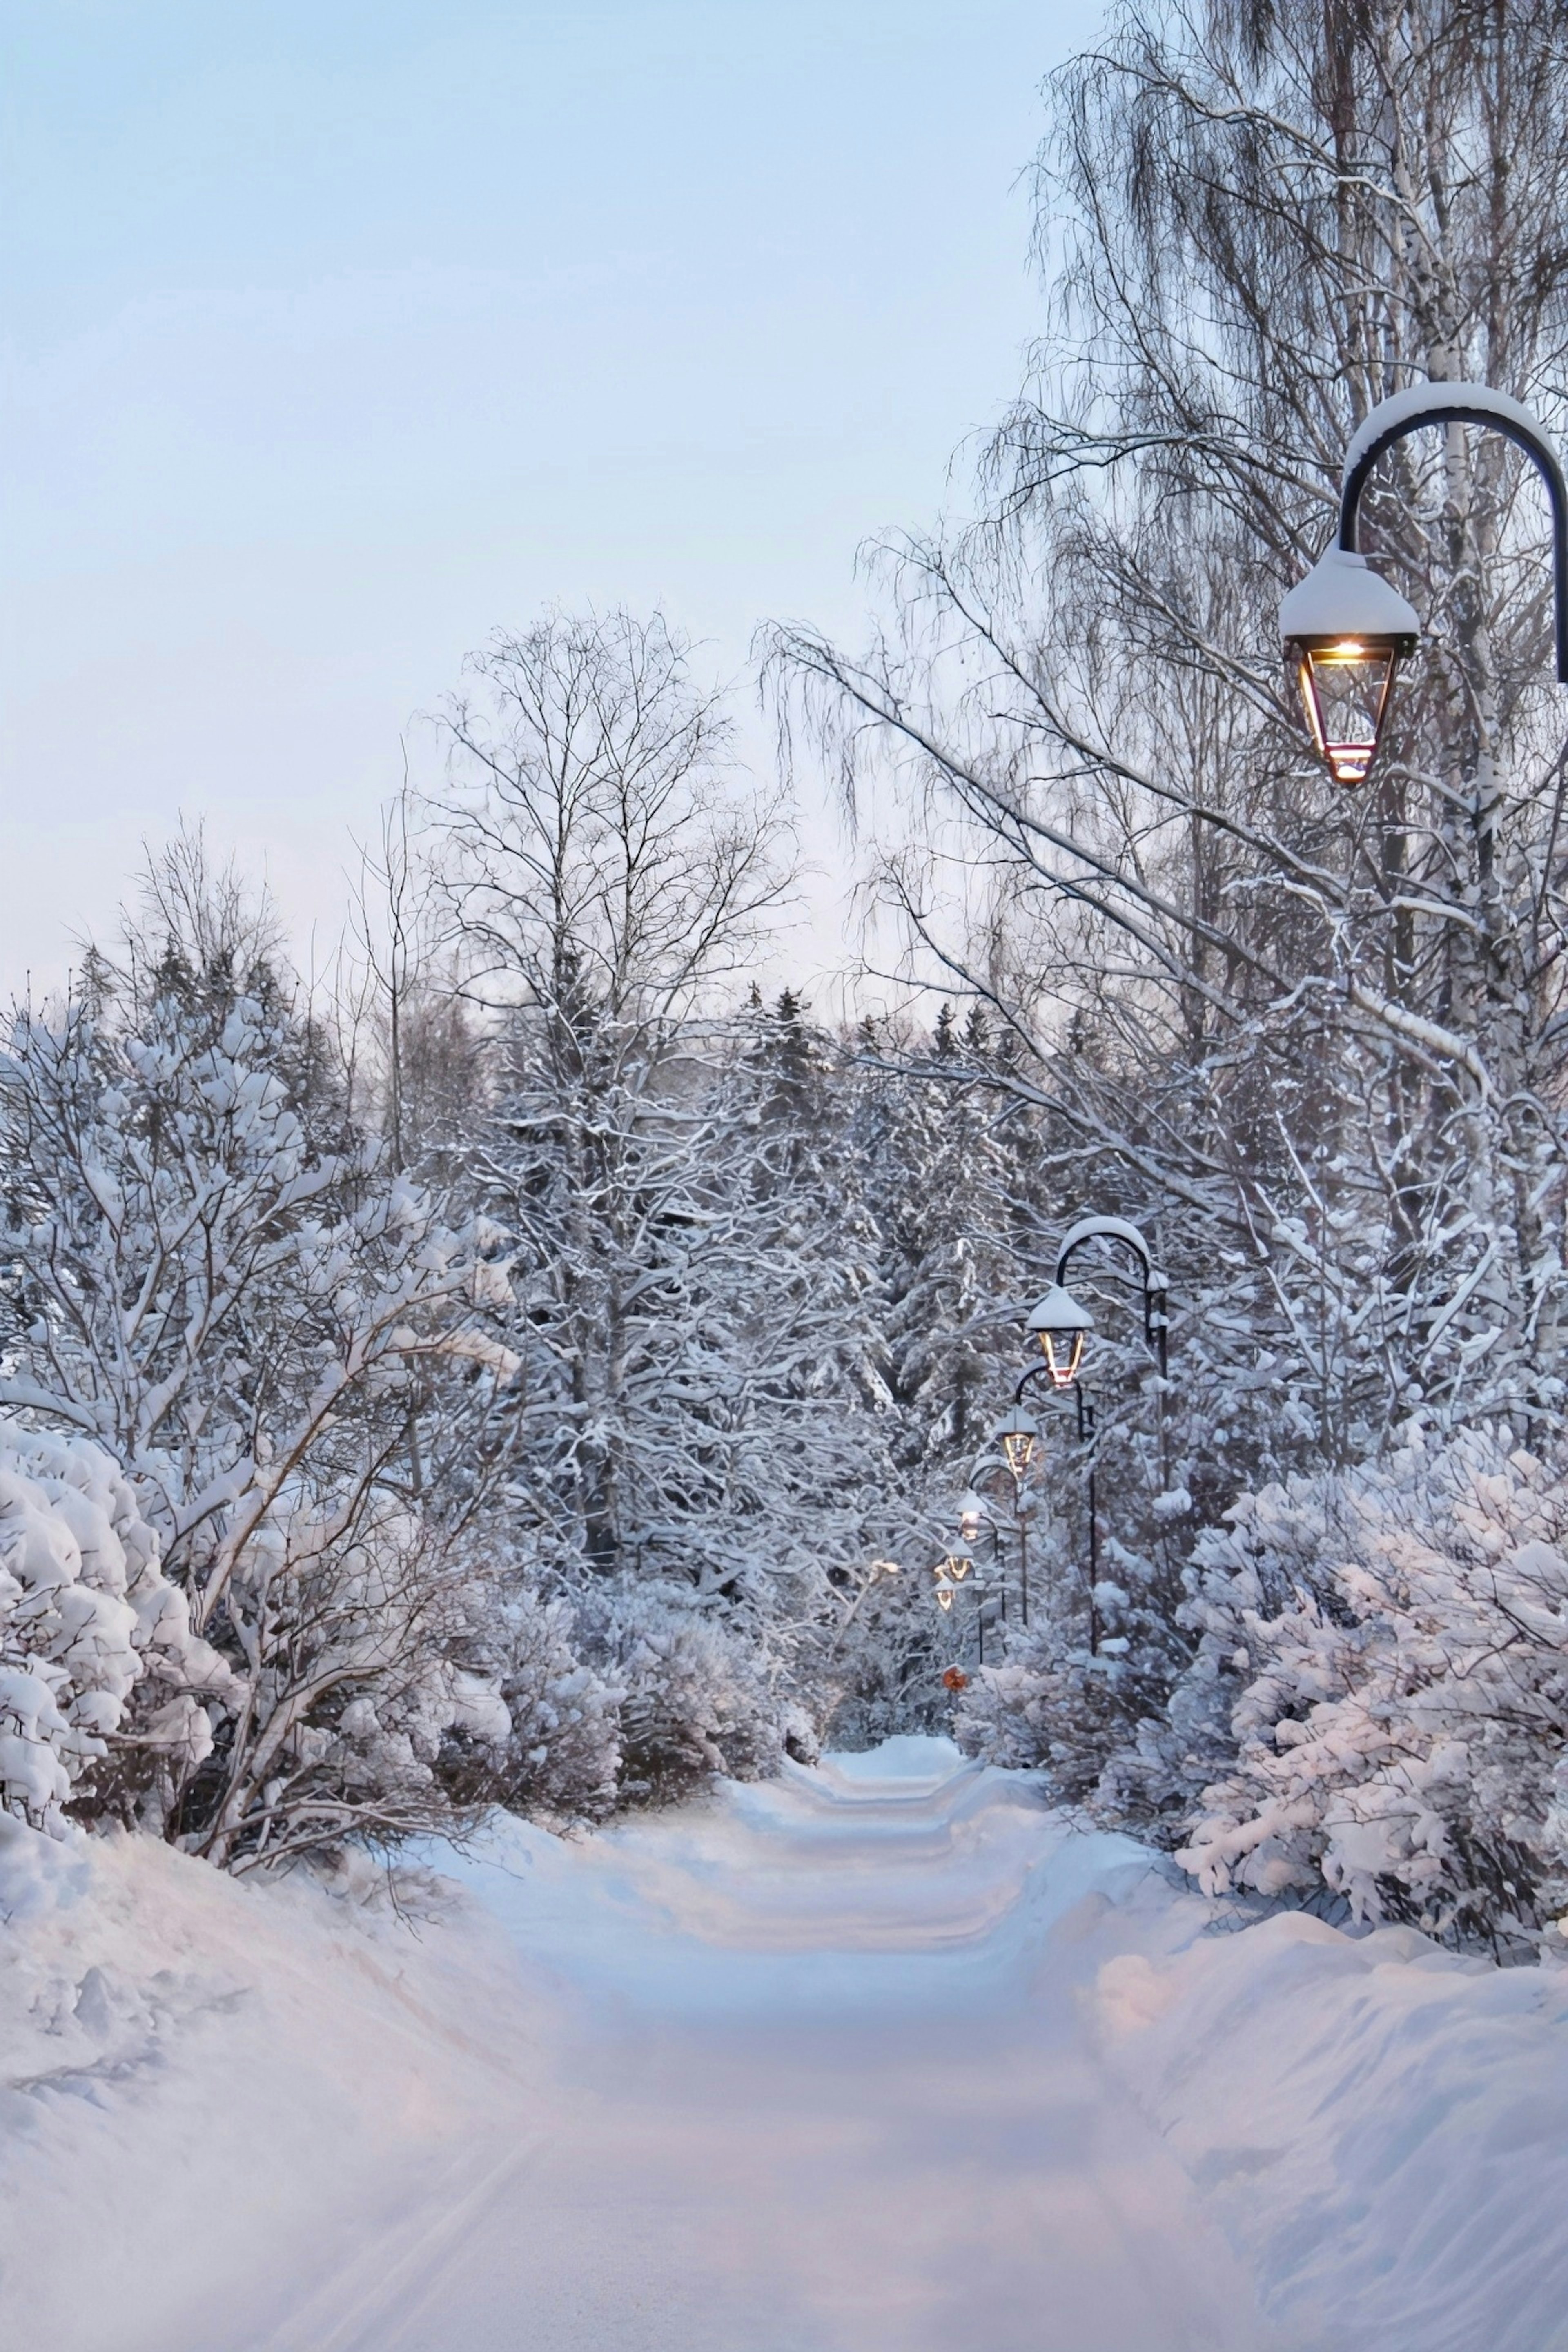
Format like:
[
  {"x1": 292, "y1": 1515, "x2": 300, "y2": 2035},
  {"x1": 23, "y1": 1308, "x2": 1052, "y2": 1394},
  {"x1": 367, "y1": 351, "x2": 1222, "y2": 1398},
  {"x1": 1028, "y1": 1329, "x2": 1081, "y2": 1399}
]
[
  {"x1": 1281, "y1": 383, "x2": 1568, "y2": 786},
  {"x1": 980, "y1": 1407, "x2": 1041, "y2": 1627},
  {"x1": 933, "y1": 1550, "x2": 984, "y2": 1662},
  {"x1": 990, "y1": 1405, "x2": 1041, "y2": 1479},
  {"x1": 1011, "y1": 1214, "x2": 1170, "y2": 1654}
]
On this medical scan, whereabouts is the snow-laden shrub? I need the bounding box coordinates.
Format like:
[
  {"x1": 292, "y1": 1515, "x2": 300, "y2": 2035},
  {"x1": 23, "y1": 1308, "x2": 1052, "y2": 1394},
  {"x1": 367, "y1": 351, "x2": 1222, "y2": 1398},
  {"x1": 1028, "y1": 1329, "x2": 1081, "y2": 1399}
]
[
  {"x1": 0, "y1": 861, "x2": 519, "y2": 1866},
  {"x1": 1174, "y1": 1425, "x2": 1568, "y2": 1947},
  {"x1": 0, "y1": 1424, "x2": 235, "y2": 1834},
  {"x1": 949, "y1": 1617, "x2": 1137, "y2": 1800},
  {"x1": 199, "y1": 1497, "x2": 514, "y2": 1866},
  {"x1": 580, "y1": 1581, "x2": 810, "y2": 1806},
  {"x1": 481, "y1": 1588, "x2": 623, "y2": 1824}
]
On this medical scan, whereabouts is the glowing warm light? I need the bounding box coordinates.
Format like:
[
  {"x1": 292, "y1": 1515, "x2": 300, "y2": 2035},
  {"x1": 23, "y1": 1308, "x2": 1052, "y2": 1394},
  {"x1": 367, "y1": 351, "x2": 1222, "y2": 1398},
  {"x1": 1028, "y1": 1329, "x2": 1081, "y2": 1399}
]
[
  {"x1": 1025, "y1": 1285, "x2": 1094, "y2": 1389},
  {"x1": 1278, "y1": 546, "x2": 1418, "y2": 789},
  {"x1": 992, "y1": 1408, "x2": 1042, "y2": 1478},
  {"x1": 936, "y1": 1586, "x2": 954, "y2": 1613},
  {"x1": 1003, "y1": 1429, "x2": 1038, "y2": 1476},
  {"x1": 1294, "y1": 639, "x2": 1402, "y2": 786},
  {"x1": 942, "y1": 1553, "x2": 973, "y2": 1583},
  {"x1": 1040, "y1": 1327, "x2": 1086, "y2": 1388}
]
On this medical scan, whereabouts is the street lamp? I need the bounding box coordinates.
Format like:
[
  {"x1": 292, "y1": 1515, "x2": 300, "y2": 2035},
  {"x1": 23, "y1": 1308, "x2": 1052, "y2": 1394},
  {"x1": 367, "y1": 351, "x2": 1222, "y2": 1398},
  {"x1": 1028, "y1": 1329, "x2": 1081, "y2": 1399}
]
[
  {"x1": 1025, "y1": 1283, "x2": 1095, "y2": 1388},
  {"x1": 982, "y1": 1407, "x2": 1042, "y2": 1627},
  {"x1": 958, "y1": 1490, "x2": 986, "y2": 1546},
  {"x1": 1282, "y1": 383, "x2": 1568, "y2": 785},
  {"x1": 1011, "y1": 1215, "x2": 1169, "y2": 1656},
  {"x1": 990, "y1": 1405, "x2": 1041, "y2": 1479}
]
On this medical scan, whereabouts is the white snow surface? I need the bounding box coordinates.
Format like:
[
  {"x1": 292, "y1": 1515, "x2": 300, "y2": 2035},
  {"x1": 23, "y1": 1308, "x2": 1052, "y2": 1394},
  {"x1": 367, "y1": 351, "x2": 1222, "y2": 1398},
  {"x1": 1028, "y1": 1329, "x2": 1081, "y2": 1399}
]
[{"x1": 3, "y1": 1740, "x2": 1567, "y2": 2351}]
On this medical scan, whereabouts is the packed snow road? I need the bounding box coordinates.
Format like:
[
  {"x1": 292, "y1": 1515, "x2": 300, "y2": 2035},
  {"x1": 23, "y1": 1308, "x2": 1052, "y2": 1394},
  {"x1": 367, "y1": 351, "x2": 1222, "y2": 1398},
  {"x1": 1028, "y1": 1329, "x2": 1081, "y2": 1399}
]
[
  {"x1": 265, "y1": 1737, "x2": 1274, "y2": 2352},
  {"x1": 10, "y1": 1737, "x2": 1568, "y2": 2352}
]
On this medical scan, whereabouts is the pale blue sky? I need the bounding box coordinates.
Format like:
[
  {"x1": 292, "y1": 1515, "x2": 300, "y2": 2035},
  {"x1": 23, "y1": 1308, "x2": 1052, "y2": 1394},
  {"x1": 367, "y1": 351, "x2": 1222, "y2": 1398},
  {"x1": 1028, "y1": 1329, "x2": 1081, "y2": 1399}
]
[{"x1": 2, "y1": 0, "x2": 1105, "y2": 994}]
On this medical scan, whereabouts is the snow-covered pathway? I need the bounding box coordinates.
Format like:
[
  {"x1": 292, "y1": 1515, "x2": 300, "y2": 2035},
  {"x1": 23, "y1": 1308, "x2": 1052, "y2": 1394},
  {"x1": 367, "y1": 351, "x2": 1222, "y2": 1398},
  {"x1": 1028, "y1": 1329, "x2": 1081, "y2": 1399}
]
[
  {"x1": 11, "y1": 1737, "x2": 1568, "y2": 2352},
  {"x1": 266, "y1": 1738, "x2": 1275, "y2": 2352}
]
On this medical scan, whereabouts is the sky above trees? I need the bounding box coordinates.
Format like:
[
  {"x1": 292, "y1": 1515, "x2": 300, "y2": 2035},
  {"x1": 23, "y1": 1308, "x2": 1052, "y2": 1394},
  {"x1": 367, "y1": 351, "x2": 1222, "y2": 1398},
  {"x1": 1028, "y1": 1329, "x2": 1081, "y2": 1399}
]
[{"x1": 0, "y1": 0, "x2": 1104, "y2": 1000}]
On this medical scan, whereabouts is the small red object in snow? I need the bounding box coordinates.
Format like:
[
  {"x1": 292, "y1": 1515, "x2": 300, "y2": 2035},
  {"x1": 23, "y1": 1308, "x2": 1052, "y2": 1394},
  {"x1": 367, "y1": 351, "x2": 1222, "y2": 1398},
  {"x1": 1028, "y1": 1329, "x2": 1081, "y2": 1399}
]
[{"x1": 942, "y1": 1667, "x2": 969, "y2": 1692}]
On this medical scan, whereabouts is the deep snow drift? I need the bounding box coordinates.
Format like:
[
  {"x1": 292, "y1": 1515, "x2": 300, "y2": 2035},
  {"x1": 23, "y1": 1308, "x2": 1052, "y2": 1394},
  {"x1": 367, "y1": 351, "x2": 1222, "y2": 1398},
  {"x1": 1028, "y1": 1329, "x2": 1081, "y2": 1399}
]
[{"x1": 3, "y1": 1739, "x2": 1567, "y2": 2351}]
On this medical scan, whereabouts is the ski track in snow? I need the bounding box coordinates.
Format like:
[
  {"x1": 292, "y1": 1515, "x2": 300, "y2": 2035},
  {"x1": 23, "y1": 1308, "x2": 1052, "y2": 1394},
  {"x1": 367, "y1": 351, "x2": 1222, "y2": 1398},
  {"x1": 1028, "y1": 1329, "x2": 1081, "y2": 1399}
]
[{"x1": 7, "y1": 1737, "x2": 1568, "y2": 2351}]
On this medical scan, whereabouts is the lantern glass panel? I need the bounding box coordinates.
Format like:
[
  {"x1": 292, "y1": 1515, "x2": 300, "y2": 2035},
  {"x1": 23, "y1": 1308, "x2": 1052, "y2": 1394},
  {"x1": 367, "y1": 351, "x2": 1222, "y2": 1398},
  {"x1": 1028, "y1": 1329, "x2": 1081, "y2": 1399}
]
[
  {"x1": 1296, "y1": 640, "x2": 1399, "y2": 785},
  {"x1": 1040, "y1": 1327, "x2": 1086, "y2": 1389},
  {"x1": 1001, "y1": 1429, "x2": 1039, "y2": 1477}
]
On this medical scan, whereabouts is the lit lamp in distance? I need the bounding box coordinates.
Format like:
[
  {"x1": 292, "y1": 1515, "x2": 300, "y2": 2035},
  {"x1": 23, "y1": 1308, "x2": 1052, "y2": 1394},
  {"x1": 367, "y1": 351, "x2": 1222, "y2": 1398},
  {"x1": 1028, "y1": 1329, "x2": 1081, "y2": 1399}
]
[
  {"x1": 1025, "y1": 1284, "x2": 1094, "y2": 1389},
  {"x1": 990, "y1": 1406, "x2": 1041, "y2": 1478}
]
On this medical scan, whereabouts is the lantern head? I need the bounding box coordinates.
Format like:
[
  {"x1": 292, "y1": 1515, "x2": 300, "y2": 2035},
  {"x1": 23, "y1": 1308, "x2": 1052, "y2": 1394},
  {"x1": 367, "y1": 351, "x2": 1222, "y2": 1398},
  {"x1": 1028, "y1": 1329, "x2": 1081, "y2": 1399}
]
[
  {"x1": 935, "y1": 1584, "x2": 954, "y2": 1613},
  {"x1": 1025, "y1": 1283, "x2": 1095, "y2": 1388},
  {"x1": 941, "y1": 1552, "x2": 973, "y2": 1583},
  {"x1": 958, "y1": 1490, "x2": 985, "y2": 1544},
  {"x1": 990, "y1": 1406, "x2": 1041, "y2": 1478},
  {"x1": 1280, "y1": 548, "x2": 1419, "y2": 786}
]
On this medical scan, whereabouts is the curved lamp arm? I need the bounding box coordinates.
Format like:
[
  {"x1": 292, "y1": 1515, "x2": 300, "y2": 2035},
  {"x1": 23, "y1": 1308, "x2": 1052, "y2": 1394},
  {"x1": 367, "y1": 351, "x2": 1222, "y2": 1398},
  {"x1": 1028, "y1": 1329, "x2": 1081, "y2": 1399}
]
[
  {"x1": 1053, "y1": 1214, "x2": 1169, "y2": 1374},
  {"x1": 1013, "y1": 1360, "x2": 1096, "y2": 1443},
  {"x1": 1337, "y1": 383, "x2": 1568, "y2": 684}
]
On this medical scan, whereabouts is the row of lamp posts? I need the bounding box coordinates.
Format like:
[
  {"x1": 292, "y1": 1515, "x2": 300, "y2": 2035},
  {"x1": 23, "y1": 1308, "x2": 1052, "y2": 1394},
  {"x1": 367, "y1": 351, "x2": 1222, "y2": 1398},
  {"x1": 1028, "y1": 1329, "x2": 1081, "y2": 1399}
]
[{"x1": 934, "y1": 1216, "x2": 1169, "y2": 1664}]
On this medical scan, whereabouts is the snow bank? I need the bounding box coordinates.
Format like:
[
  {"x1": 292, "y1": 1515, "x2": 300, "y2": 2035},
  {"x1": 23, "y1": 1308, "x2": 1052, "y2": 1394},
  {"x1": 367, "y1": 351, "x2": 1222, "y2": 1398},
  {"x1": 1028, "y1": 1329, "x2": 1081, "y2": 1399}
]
[
  {"x1": 1095, "y1": 1906, "x2": 1568, "y2": 2352},
  {"x1": 0, "y1": 1815, "x2": 533, "y2": 2352}
]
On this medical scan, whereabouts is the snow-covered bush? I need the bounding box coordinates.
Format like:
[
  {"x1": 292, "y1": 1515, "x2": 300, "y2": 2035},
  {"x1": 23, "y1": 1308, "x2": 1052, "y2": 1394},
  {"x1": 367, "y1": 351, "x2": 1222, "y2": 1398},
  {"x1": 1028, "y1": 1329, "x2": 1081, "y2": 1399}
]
[
  {"x1": 580, "y1": 1581, "x2": 811, "y2": 1805},
  {"x1": 949, "y1": 1615, "x2": 1141, "y2": 1800},
  {"x1": 481, "y1": 1588, "x2": 623, "y2": 1824},
  {"x1": 0, "y1": 1424, "x2": 234, "y2": 1834},
  {"x1": 1174, "y1": 1426, "x2": 1568, "y2": 1947}
]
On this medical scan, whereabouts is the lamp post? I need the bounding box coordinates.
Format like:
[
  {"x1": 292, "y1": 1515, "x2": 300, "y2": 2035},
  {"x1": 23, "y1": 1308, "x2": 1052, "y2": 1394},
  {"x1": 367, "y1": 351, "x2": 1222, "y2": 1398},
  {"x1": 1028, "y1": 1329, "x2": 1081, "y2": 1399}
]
[
  {"x1": 1049, "y1": 1214, "x2": 1170, "y2": 1492},
  {"x1": 983, "y1": 1406, "x2": 1041, "y2": 1628},
  {"x1": 1015, "y1": 1215, "x2": 1168, "y2": 1653},
  {"x1": 931, "y1": 1552, "x2": 982, "y2": 1663},
  {"x1": 1281, "y1": 384, "x2": 1568, "y2": 786}
]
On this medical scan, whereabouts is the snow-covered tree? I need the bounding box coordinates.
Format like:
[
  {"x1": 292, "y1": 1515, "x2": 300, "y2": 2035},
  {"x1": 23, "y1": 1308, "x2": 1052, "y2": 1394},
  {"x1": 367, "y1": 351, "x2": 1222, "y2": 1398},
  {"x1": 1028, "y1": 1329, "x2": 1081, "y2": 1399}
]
[
  {"x1": 0, "y1": 843, "x2": 517, "y2": 1865},
  {"x1": 425, "y1": 612, "x2": 902, "y2": 1764},
  {"x1": 769, "y1": 0, "x2": 1568, "y2": 1474}
]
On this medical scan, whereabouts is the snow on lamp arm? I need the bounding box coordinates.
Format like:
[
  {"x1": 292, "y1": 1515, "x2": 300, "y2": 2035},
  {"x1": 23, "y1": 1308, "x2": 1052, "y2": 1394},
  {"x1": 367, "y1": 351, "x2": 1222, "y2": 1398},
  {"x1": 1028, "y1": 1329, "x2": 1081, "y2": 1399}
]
[{"x1": 1282, "y1": 383, "x2": 1568, "y2": 786}]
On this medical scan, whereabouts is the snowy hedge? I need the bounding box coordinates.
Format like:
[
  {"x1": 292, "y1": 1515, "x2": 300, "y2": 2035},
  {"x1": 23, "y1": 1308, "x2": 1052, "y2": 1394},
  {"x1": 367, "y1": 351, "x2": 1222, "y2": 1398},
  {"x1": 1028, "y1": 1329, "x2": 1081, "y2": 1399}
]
[
  {"x1": 0, "y1": 1424, "x2": 235, "y2": 1835},
  {"x1": 1174, "y1": 1426, "x2": 1568, "y2": 1948}
]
